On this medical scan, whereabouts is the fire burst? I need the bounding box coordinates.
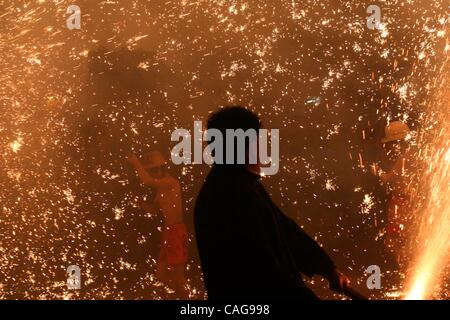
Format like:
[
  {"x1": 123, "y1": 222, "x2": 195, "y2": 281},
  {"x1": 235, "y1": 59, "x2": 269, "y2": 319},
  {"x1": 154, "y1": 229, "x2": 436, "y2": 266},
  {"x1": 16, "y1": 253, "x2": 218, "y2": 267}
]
[{"x1": 404, "y1": 81, "x2": 450, "y2": 300}]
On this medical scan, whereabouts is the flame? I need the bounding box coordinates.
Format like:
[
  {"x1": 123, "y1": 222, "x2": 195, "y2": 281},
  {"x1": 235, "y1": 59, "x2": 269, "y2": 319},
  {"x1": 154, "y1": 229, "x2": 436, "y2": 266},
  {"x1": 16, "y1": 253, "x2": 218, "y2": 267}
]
[{"x1": 404, "y1": 85, "x2": 450, "y2": 300}]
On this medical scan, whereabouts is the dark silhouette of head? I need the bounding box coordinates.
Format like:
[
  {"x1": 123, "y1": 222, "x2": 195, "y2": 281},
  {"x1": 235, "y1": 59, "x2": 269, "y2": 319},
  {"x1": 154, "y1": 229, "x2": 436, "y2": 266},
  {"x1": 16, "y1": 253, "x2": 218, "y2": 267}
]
[
  {"x1": 206, "y1": 106, "x2": 261, "y2": 166},
  {"x1": 207, "y1": 106, "x2": 261, "y2": 133}
]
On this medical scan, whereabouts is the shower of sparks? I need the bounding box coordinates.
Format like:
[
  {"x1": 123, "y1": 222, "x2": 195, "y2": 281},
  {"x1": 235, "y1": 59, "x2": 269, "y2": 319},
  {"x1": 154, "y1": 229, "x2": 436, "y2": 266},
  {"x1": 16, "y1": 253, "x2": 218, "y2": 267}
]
[
  {"x1": 0, "y1": 0, "x2": 448, "y2": 299},
  {"x1": 405, "y1": 141, "x2": 449, "y2": 300},
  {"x1": 404, "y1": 74, "x2": 450, "y2": 300}
]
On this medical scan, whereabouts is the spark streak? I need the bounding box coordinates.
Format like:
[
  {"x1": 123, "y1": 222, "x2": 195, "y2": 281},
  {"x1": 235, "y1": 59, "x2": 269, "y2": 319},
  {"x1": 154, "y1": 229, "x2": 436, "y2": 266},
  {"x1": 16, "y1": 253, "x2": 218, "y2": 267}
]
[{"x1": 404, "y1": 77, "x2": 450, "y2": 300}]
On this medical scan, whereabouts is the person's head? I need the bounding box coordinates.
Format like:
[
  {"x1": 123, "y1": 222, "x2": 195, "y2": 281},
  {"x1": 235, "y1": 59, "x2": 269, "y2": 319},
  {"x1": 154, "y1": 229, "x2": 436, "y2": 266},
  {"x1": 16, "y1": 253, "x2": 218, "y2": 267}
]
[
  {"x1": 381, "y1": 121, "x2": 410, "y2": 159},
  {"x1": 143, "y1": 151, "x2": 167, "y2": 178},
  {"x1": 207, "y1": 106, "x2": 262, "y2": 170}
]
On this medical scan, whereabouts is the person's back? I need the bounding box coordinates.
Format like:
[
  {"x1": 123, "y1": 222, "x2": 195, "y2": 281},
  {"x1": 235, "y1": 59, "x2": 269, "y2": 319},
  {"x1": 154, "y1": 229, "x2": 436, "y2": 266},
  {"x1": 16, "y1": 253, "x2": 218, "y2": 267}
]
[
  {"x1": 195, "y1": 165, "x2": 317, "y2": 299},
  {"x1": 153, "y1": 173, "x2": 183, "y2": 226}
]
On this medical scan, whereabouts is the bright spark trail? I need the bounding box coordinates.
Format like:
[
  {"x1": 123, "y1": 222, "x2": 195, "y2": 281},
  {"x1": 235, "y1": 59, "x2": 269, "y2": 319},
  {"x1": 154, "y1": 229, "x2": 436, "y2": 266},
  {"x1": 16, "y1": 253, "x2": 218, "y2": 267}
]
[{"x1": 404, "y1": 70, "x2": 449, "y2": 300}]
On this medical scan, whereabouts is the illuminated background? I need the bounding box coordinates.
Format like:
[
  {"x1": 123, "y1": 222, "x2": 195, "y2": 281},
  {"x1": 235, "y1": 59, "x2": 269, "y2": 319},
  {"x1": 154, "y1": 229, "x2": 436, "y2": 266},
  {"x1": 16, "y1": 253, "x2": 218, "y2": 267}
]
[{"x1": 0, "y1": 0, "x2": 448, "y2": 299}]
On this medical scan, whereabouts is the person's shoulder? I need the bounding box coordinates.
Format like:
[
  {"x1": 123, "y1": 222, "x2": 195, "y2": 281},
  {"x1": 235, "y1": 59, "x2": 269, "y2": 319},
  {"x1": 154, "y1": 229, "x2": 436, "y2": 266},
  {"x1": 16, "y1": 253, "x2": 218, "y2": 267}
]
[{"x1": 158, "y1": 174, "x2": 180, "y2": 189}]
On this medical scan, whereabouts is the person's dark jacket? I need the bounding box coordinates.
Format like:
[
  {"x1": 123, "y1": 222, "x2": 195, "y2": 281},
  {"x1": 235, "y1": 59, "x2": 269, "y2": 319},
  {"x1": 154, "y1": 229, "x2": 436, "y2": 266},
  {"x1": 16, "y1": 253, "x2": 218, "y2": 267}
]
[{"x1": 194, "y1": 165, "x2": 336, "y2": 300}]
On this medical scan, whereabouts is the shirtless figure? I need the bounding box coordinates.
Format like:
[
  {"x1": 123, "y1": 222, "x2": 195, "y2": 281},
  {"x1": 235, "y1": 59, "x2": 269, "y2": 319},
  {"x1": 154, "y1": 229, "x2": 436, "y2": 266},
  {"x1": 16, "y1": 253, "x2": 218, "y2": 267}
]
[{"x1": 128, "y1": 151, "x2": 188, "y2": 298}]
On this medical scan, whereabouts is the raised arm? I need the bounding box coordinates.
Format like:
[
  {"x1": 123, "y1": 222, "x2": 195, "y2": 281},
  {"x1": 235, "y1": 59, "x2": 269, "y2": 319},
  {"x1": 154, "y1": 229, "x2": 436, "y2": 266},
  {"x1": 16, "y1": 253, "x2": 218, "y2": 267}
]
[{"x1": 127, "y1": 153, "x2": 172, "y2": 188}]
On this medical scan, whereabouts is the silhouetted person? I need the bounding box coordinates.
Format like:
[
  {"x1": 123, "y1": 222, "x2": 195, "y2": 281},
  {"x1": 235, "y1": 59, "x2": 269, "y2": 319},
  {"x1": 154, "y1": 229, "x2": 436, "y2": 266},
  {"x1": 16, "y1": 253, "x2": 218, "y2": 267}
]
[
  {"x1": 128, "y1": 151, "x2": 189, "y2": 299},
  {"x1": 194, "y1": 106, "x2": 350, "y2": 300},
  {"x1": 372, "y1": 121, "x2": 415, "y2": 267}
]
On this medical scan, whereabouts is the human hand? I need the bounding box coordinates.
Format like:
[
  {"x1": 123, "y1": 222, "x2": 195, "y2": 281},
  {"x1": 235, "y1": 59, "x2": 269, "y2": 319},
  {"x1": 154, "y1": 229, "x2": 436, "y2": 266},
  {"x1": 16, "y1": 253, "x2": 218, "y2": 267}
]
[{"x1": 327, "y1": 268, "x2": 351, "y2": 293}]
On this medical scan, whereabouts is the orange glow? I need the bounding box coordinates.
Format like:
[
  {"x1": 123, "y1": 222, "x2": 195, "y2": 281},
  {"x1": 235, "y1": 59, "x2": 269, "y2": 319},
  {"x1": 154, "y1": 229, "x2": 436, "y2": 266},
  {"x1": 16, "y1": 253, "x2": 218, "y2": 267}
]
[{"x1": 404, "y1": 85, "x2": 450, "y2": 300}]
